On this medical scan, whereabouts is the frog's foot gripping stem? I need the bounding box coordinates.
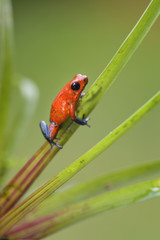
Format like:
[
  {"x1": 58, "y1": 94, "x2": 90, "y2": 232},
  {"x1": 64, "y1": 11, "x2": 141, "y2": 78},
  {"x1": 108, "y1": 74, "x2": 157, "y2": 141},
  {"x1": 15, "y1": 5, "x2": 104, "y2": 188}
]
[
  {"x1": 49, "y1": 141, "x2": 63, "y2": 149},
  {"x1": 40, "y1": 121, "x2": 63, "y2": 149},
  {"x1": 74, "y1": 116, "x2": 90, "y2": 127}
]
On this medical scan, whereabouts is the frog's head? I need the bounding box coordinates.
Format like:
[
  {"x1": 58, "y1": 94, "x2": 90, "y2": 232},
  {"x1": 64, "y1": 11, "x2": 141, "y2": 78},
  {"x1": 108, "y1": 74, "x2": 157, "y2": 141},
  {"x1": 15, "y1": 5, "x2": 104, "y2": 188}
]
[
  {"x1": 69, "y1": 74, "x2": 88, "y2": 97},
  {"x1": 62, "y1": 74, "x2": 88, "y2": 102}
]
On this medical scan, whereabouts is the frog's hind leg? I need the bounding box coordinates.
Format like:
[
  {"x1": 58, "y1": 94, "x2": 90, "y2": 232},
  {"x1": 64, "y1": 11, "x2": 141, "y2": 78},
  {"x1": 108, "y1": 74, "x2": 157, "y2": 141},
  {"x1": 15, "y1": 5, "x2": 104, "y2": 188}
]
[
  {"x1": 40, "y1": 121, "x2": 50, "y2": 141},
  {"x1": 40, "y1": 121, "x2": 63, "y2": 149}
]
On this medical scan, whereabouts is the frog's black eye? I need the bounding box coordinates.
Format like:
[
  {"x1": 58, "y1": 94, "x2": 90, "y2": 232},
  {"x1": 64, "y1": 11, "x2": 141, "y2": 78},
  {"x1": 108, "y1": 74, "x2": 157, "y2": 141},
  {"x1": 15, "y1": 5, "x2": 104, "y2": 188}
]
[{"x1": 71, "y1": 82, "x2": 80, "y2": 91}]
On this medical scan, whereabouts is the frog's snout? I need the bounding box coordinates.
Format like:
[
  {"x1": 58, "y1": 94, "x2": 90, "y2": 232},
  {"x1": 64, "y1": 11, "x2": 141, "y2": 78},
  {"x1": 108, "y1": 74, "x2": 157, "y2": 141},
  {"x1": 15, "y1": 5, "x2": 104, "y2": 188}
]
[{"x1": 83, "y1": 75, "x2": 88, "y2": 83}]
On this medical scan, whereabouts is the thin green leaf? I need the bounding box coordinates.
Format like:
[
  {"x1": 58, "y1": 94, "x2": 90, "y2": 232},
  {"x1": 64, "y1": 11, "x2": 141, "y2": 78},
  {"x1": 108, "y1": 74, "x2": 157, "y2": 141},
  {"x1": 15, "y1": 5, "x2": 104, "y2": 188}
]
[
  {"x1": 0, "y1": 0, "x2": 14, "y2": 144},
  {"x1": 7, "y1": 178, "x2": 160, "y2": 239},
  {"x1": 0, "y1": 0, "x2": 14, "y2": 185},
  {"x1": 7, "y1": 77, "x2": 39, "y2": 152},
  {"x1": 19, "y1": 159, "x2": 160, "y2": 220},
  {"x1": 0, "y1": 91, "x2": 159, "y2": 235}
]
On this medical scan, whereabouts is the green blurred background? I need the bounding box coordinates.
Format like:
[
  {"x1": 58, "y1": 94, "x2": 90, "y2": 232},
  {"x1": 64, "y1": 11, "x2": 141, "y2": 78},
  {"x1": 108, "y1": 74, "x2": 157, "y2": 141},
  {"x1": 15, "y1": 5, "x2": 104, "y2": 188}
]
[{"x1": 8, "y1": 0, "x2": 160, "y2": 239}]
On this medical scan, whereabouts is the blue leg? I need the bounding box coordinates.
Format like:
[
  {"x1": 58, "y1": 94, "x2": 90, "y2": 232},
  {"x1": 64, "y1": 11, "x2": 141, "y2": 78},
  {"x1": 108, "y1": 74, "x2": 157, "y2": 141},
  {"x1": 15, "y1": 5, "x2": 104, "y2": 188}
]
[
  {"x1": 74, "y1": 116, "x2": 90, "y2": 127},
  {"x1": 40, "y1": 121, "x2": 50, "y2": 141},
  {"x1": 40, "y1": 121, "x2": 63, "y2": 149},
  {"x1": 50, "y1": 141, "x2": 63, "y2": 149},
  {"x1": 80, "y1": 93, "x2": 85, "y2": 98}
]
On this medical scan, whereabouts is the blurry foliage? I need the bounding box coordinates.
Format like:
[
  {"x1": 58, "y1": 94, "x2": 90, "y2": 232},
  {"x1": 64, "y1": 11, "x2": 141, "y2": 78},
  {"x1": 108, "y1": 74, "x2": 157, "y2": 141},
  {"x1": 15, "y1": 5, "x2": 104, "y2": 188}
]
[{"x1": 0, "y1": 0, "x2": 39, "y2": 185}]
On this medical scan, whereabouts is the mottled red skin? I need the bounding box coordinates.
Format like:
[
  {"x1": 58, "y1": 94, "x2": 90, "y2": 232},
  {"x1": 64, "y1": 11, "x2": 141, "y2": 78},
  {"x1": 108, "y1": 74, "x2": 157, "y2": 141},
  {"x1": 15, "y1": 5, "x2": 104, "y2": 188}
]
[{"x1": 48, "y1": 74, "x2": 88, "y2": 141}]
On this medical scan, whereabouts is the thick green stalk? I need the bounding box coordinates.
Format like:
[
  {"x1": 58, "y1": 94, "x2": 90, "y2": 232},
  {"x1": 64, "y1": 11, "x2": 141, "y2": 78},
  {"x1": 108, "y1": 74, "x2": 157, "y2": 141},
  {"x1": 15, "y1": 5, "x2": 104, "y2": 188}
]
[
  {"x1": 0, "y1": 91, "x2": 159, "y2": 235},
  {"x1": 7, "y1": 178, "x2": 160, "y2": 239}
]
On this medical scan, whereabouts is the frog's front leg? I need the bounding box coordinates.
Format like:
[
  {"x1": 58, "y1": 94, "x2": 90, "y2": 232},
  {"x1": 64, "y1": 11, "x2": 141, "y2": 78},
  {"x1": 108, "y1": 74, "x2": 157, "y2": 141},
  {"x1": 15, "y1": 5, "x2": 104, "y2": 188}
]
[
  {"x1": 70, "y1": 103, "x2": 90, "y2": 127},
  {"x1": 80, "y1": 93, "x2": 85, "y2": 98}
]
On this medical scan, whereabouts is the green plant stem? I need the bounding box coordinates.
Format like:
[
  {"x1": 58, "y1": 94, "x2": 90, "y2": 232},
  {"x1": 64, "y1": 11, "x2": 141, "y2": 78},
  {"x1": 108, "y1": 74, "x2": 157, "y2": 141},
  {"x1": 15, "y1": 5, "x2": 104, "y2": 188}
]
[
  {"x1": 0, "y1": 91, "x2": 159, "y2": 235},
  {"x1": 0, "y1": 142, "x2": 50, "y2": 217},
  {"x1": 20, "y1": 160, "x2": 160, "y2": 220},
  {"x1": 0, "y1": 0, "x2": 159, "y2": 216},
  {"x1": 7, "y1": 178, "x2": 160, "y2": 239},
  {"x1": 79, "y1": 0, "x2": 160, "y2": 114}
]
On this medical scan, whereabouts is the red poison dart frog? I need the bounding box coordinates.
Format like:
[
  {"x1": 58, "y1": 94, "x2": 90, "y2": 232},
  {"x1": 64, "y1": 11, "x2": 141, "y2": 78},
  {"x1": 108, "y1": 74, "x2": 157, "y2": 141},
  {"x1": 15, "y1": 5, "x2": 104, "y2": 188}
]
[{"x1": 40, "y1": 74, "x2": 90, "y2": 149}]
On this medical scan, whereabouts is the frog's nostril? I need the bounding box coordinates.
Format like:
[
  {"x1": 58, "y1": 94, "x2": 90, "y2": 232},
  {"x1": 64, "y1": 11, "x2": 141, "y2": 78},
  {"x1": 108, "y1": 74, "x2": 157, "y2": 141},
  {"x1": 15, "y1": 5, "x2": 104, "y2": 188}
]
[{"x1": 83, "y1": 76, "x2": 88, "y2": 82}]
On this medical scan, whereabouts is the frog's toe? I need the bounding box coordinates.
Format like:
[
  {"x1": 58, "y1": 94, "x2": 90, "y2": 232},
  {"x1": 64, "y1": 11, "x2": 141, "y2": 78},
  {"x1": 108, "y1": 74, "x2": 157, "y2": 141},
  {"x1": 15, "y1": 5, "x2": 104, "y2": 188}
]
[{"x1": 52, "y1": 141, "x2": 63, "y2": 149}]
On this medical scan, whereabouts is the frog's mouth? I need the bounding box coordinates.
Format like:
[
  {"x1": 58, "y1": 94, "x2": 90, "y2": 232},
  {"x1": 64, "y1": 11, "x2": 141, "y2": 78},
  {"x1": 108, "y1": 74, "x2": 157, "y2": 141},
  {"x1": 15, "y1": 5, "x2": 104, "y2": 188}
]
[{"x1": 81, "y1": 80, "x2": 88, "y2": 92}]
